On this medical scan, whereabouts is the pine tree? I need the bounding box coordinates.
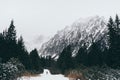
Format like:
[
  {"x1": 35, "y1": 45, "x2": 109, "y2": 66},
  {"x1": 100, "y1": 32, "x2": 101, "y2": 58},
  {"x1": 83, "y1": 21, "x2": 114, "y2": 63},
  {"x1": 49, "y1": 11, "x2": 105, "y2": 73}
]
[
  {"x1": 114, "y1": 15, "x2": 120, "y2": 67},
  {"x1": 6, "y1": 20, "x2": 16, "y2": 41},
  {"x1": 17, "y1": 36, "x2": 26, "y2": 52},
  {"x1": 7, "y1": 20, "x2": 17, "y2": 59},
  {"x1": 0, "y1": 33, "x2": 4, "y2": 61},
  {"x1": 57, "y1": 45, "x2": 73, "y2": 73},
  {"x1": 107, "y1": 17, "x2": 115, "y2": 66},
  {"x1": 75, "y1": 46, "x2": 88, "y2": 66},
  {"x1": 115, "y1": 14, "x2": 120, "y2": 30},
  {"x1": 17, "y1": 36, "x2": 30, "y2": 69},
  {"x1": 29, "y1": 49, "x2": 40, "y2": 71},
  {"x1": 107, "y1": 16, "x2": 120, "y2": 67},
  {"x1": 45, "y1": 56, "x2": 52, "y2": 67},
  {"x1": 87, "y1": 41, "x2": 103, "y2": 66},
  {"x1": 0, "y1": 20, "x2": 18, "y2": 62},
  {"x1": 39, "y1": 57, "x2": 46, "y2": 68}
]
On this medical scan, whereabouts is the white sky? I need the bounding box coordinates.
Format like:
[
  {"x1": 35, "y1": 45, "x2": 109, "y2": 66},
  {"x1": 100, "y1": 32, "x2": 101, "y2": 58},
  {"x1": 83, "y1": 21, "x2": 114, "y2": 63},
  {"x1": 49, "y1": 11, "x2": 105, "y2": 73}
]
[{"x1": 0, "y1": 0, "x2": 120, "y2": 51}]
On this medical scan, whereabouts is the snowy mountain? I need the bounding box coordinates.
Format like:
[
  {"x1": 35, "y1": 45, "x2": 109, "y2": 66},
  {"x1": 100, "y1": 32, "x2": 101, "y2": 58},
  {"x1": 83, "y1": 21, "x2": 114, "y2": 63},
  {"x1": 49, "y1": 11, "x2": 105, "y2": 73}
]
[{"x1": 39, "y1": 16, "x2": 108, "y2": 57}]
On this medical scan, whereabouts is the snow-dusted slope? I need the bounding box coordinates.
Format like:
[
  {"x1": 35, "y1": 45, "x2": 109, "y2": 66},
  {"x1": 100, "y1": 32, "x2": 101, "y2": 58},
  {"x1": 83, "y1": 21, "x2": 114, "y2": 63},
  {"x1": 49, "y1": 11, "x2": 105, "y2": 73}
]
[{"x1": 39, "y1": 16, "x2": 108, "y2": 56}]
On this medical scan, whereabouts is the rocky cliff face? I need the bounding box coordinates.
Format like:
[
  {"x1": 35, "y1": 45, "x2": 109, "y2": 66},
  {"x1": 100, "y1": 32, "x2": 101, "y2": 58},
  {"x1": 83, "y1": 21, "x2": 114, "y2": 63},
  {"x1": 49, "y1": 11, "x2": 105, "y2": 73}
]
[{"x1": 39, "y1": 16, "x2": 108, "y2": 57}]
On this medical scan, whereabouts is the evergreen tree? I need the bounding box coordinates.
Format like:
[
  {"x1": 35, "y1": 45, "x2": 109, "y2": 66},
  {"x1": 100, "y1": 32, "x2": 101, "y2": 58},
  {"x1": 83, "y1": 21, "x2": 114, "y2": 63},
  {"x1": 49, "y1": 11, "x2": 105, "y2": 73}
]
[
  {"x1": 6, "y1": 20, "x2": 16, "y2": 41},
  {"x1": 7, "y1": 20, "x2": 17, "y2": 59},
  {"x1": 107, "y1": 16, "x2": 120, "y2": 67},
  {"x1": 39, "y1": 57, "x2": 46, "y2": 68},
  {"x1": 115, "y1": 14, "x2": 120, "y2": 31},
  {"x1": 17, "y1": 36, "x2": 25, "y2": 51},
  {"x1": 0, "y1": 33, "x2": 4, "y2": 61},
  {"x1": 0, "y1": 31, "x2": 9, "y2": 62},
  {"x1": 87, "y1": 41, "x2": 103, "y2": 66},
  {"x1": 75, "y1": 45, "x2": 88, "y2": 66},
  {"x1": 17, "y1": 36, "x2": 30, "y2": 69},
  {"x1": 57, "y1": 45, "x2": 73, "y2": 73},
  {"x1": 107, "y1": 17, "x2": 115, "y2": 66},
  {"x1": 0, "y1": 21, "x2": 30, "y2": 69},
  {"x1": 45, "y1": 56, "x2": 52, "y2": 67},
  {"x1": 0, "y1": 20, "x2": 18, "y2": 62},
  {"x1": 29, "y1": 48, "x2": 40, "y2": 71}
]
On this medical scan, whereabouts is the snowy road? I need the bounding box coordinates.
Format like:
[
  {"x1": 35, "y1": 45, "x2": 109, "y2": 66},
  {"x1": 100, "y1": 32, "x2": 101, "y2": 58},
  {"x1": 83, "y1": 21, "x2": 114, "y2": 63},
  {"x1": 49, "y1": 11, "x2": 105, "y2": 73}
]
[
  {"x1": 18, "y1": 74, "x2": 69, "y2": 80},
  {"x1": 18, "y1": 69, "x2": 69, "y2": 80}
]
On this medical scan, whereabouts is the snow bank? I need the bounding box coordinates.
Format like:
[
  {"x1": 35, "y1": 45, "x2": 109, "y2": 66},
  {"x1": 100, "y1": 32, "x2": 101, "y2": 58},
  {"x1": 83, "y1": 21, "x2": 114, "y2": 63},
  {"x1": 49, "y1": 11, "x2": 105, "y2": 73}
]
[
  {"x1": 18, "y1": 69, "x2": 69, "y2": 80},
  {"x1": 18, "y1": 74, "x2": 69, "y2": 80}
]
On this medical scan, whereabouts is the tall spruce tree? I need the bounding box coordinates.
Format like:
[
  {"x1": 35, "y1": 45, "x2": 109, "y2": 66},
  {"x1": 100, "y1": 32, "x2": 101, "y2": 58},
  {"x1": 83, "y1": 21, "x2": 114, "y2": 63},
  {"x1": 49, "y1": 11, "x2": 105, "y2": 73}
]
[
  {"x1": 57, "y1": 45, "x2": 73, "y2": 73},
  {"x1": 29, "y1": 48, "x2": 40, "y2": 71},
  {"x1": 17, "y1": 36, "x2": 30, "y2": 69},
  {"x1": 107, "y1": 17, "x2": 115, "y2": 66},
  {"x1": 115, "y1": 15, "x2": 119, "y2": 26},
  {"x1": 17, "y1": 36, "x2": 25, "y2": 51},
  {"x1": 0, "y1": 33, "x2": 4, "y2": 61},
  {"x1": 107, "y1": 16, "x2": 120, "y2": 67},
  {"x1": 0, "y1": 20, "x2": 18, "y2": 62},
  {"x1": 6, "y1": 20, "x2": 16, "y2": 41},
  {"x1": 75, "y1": 45, "x2": 88, "y2": 66},
  {"x1": 87, "y1": 41, "x2": 103, "y2": 66}
]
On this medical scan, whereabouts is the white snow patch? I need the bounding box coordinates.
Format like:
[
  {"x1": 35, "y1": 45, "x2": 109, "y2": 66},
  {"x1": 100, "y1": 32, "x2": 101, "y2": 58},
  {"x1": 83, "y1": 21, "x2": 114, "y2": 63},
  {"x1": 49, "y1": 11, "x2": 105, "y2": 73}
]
[{"x1": 18, "y1": 69, "x2": 69, "y2": 80}]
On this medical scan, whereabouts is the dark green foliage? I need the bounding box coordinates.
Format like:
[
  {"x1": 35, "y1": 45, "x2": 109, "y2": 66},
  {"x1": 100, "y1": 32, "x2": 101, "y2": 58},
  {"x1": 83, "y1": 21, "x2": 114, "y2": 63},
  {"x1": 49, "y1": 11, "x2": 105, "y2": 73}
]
[
  {"x1": 29, "y1": 49, "x2": 41, "y2": 71},
  {"x1": 17, "y1": 36, "x2": 30, "y2": 69},
  {"x1": 39, "y1": 57, "x2": 46, "y2": 68},
  {"x1": 57, "y1": 45, "x2": 74, "y2": 73},
  {"x1": 67, "y1": 65, "x2": 120, "y2": 80},
  {"x1": 75, "y1": 40, "x2": 104, "y2": 67},
  {"x1": 45, "y1": 56, "x2": 52, "y2": 68},
  {"x1": 0, "y1": 58, "x2": 25, "y2": 80},
  {"x1": 75, "y1": 46, "x2": 88, "y2": 66},
  {"x1": 6, "y1": 20, "x2": 16, "y2": 41},
  {"x1": 0, "y1": 20, "x2": 18, "y2": 62},
  {"x1": 87, "y1": 41, "x2": 103, "y2": 66},
  {"x1": 107, "y1": 15, "x2": 120, "y2": 67},
  {"x1": 8, "y1": 58, "x2": 25, "y2": 77},
  {"x1": 0, "y1": 20, "x2": 30, "y2": 70}
]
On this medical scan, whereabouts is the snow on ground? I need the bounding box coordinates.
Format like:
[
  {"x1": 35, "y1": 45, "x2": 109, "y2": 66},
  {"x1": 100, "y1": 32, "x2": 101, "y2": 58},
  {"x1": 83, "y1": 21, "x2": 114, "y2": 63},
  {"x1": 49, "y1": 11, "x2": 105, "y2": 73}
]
[
  {"x1": 17, "y1": 69, "x2": 69, "y2": 80},
  {"x1": 18, "y1": 74, "x2": 69, "y2": 80}
]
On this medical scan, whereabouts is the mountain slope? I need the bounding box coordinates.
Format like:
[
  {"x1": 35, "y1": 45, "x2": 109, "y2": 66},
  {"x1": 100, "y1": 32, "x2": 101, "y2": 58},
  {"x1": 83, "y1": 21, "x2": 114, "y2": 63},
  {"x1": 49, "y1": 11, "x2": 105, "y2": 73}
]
[{"x1": 39, "y1": 16, "x2": 108, "y2": 57}]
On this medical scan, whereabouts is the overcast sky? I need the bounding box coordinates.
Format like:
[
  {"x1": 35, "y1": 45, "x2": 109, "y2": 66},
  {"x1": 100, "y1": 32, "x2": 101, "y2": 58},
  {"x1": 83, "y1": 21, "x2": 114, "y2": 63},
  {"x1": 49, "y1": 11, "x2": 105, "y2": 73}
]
[{"x1": 0, "y1": 0, "x2": 120, "y2": 51}]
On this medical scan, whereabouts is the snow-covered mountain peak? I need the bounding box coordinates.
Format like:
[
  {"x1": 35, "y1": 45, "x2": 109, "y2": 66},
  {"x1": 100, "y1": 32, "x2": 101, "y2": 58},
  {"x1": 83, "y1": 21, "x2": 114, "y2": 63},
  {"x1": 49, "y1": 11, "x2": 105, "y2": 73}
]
[
  {"x1": 39, "y1": 16, "x2": 108, "y2": 56},
  {"x1": 71, "y1": 16, "x2": 105, "y2": 31}
]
